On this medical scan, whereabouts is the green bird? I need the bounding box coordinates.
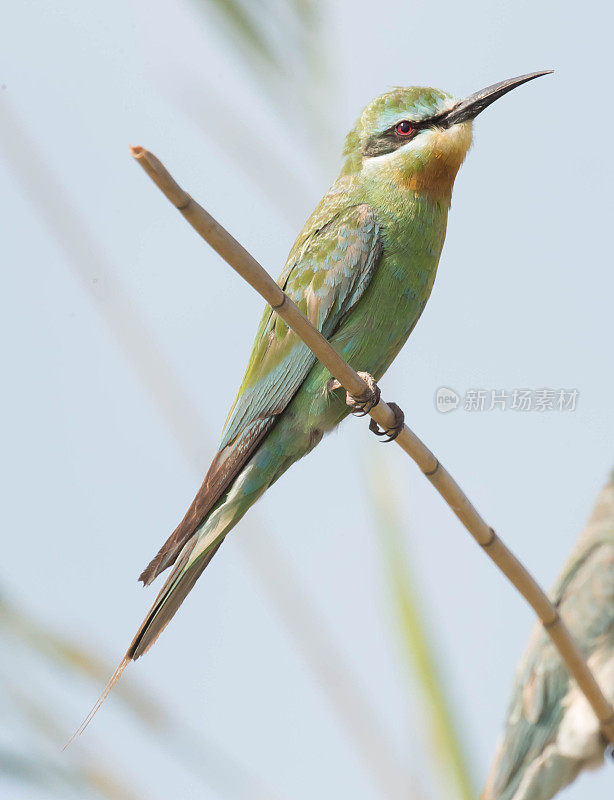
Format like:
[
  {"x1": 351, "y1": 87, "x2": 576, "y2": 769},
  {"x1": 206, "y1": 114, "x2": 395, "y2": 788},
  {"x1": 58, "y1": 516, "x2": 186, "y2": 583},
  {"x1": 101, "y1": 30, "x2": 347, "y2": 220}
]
[
  {"x1": 481, "y1": 472, "x2": 614, "y2": 800},
  {"x1": 77, "y1": 72, "x2": 552, "y2": 723}
]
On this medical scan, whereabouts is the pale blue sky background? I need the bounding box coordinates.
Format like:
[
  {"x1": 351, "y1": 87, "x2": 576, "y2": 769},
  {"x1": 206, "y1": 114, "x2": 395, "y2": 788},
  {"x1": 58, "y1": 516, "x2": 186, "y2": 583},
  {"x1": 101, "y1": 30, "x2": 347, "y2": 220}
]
[{"x1": 1, "y1": 1, "x2": 613, "y2": 798}]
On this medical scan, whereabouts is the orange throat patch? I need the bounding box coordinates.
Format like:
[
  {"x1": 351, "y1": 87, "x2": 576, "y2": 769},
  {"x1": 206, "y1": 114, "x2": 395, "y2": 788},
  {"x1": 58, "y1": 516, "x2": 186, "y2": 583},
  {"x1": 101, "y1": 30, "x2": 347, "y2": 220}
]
[{"x1": 393, "y1": 122, "x2": 473, "y2": 203}]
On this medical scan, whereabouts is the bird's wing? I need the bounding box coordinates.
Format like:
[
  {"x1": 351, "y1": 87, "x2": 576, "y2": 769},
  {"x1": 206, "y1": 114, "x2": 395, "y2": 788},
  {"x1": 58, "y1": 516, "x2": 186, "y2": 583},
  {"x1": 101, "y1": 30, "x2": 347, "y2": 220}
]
[
  {"x1": 139, "y1": 203, "x2": 382, "y2": 585},
  {"x1": 482, "y1": 539, "x2": 614, "y2": 800}
]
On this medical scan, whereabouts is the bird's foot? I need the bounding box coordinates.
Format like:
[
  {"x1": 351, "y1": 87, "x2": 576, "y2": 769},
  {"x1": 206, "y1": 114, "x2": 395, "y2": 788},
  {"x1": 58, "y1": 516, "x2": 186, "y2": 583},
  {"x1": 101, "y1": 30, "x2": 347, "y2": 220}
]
[
  {"x1": 328, "y1": 372, "x2": 381, "y2": 417},
  {"x1": 369, "y1": 402, "x2": 405, "y2": 442}
]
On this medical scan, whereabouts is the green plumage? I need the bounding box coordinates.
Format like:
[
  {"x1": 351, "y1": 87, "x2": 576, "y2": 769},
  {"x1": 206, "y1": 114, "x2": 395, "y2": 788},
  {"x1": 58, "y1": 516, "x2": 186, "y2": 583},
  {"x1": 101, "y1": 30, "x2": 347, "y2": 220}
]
[
  {"x1": 129, "y1": 85, "x2": 474, "y2": 659},
  {"x1": 70, "y1": 71, "x2": 557, "y2": 748}
]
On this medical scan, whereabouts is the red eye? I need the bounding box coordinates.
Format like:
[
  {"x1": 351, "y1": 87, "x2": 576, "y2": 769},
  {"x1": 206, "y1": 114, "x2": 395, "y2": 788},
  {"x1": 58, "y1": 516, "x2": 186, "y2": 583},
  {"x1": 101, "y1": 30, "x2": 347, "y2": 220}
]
[{"x1": 395, "y1": 120, "x2": 413, "y2": 136}]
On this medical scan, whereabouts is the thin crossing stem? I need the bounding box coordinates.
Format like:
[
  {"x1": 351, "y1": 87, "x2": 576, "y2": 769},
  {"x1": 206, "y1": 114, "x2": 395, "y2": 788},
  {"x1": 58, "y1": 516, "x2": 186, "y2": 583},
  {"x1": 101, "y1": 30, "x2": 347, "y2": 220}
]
[{"x1": 132, "y1": 145, "x2": 614, "y2": 747}]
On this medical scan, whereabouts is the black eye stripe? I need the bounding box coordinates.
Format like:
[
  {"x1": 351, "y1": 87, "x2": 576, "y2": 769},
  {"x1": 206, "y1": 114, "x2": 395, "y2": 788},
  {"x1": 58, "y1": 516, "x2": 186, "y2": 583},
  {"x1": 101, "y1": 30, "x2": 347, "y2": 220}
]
[{"x1": 362, "y1": 119, "x2": 425, "y2": 158}]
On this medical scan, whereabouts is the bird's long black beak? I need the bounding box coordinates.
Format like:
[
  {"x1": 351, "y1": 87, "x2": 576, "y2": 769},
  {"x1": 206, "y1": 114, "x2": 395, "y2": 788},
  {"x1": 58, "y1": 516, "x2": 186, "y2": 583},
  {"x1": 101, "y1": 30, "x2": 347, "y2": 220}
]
[{"x1": 439, "y1": 71, "x2": 553, "y2": 127}]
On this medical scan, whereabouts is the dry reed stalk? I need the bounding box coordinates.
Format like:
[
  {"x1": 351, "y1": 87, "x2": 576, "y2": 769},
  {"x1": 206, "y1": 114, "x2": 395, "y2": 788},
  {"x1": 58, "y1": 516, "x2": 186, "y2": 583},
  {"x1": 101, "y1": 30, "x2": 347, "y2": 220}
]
[{"x1": 131, "y1": 146, "x2": 614, "y2": 746}]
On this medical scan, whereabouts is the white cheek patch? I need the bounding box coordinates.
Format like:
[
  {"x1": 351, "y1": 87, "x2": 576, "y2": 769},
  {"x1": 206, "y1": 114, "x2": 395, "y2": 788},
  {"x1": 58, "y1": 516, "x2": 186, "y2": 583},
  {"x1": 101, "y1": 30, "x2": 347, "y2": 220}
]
[
  {"x1": 361, "y1": 136, "x2": 428, "y2": 176},
  {"x1": 362, "y1": 121, "x2": 473, "y2": 175},
  {"x1": 362, "y1": 148, "x2": 400, "y2": 174},
  {"x1": 363, "y1": 130, "x2": 437, "y2": 170}
]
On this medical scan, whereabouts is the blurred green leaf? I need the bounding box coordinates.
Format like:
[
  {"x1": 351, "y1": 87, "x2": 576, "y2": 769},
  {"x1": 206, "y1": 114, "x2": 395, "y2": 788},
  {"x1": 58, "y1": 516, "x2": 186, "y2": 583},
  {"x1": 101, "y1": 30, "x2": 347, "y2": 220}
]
[
  {"x1": 0, "y1": 687, "x2": 143, "y2": 800},
  {"x1": 192, "y1": 0, "x2": 335, "y2": 169},
  {"x1": 195, "y1": 0, "x2": 282, "y2": 71},
  {"x1": 0, "y1": 589, "x2": 276, "y2": 799},
  {"x1": 370, "y1": 463, "x2": 475, "y2": 800},
  {"x1": 0, "y1": 750, "x2": 89, "y2": 796},
  {"x1": 0, "y1": 595, "x2": 161, "y2": 725}
]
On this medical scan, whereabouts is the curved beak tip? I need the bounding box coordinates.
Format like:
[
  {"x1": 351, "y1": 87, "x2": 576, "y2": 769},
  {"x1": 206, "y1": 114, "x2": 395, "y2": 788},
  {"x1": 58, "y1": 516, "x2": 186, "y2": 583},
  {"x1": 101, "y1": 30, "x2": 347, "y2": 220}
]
[{"x1": 443, "y1": 70, "x2": 554, "y2": 126}]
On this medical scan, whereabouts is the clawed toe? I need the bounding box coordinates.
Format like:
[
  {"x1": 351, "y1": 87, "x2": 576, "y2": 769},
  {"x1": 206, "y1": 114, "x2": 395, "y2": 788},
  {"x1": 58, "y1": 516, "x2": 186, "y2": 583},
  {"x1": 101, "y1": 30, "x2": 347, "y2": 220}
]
[
  {"x1": 328, "y1": 372, "x2": 404, "y2": 441},
  {"x1": 346, "y1": 372, "x2": 381, "y2": 416},
  {"x1": 369, "y1": 402, "x2": 405, "y2": 442}
]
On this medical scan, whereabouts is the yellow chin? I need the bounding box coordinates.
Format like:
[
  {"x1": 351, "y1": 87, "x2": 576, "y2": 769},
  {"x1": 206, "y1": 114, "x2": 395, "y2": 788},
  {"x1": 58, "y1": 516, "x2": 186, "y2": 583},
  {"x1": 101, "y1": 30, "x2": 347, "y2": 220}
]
[{"x1": 390, "y1": 121, "x2": 473, "y2": 203}]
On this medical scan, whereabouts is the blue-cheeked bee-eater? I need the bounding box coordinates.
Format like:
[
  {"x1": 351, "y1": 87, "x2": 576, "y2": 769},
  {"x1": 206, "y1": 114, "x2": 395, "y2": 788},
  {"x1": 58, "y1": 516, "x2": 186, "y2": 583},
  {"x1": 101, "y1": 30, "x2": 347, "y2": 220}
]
[{"x1": 73, "y1": 72, "x2": 553, "y2": 733}]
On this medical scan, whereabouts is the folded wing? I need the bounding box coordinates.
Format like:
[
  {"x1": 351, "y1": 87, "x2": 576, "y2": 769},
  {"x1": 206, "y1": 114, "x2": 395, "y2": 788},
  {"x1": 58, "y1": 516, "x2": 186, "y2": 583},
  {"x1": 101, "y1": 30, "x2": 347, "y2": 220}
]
[{"x1": 139, "y1": 203, "x2": 382, "y2": 585}]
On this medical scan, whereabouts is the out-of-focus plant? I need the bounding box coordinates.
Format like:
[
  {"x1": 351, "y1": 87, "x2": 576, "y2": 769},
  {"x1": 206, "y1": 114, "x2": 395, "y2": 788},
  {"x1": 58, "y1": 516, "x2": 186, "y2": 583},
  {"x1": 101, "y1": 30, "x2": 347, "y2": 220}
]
[
  {"x1": 0, "y1": 592, "x2": 145, "y2": 800},
  {"x1": 369, "y1": 463, "x2": 476, "y2": 800},
  {"x1": 163, "y1": 0, "x2": 337, "y2": 229},
  {"x1": 0, "y1": 589, "x2": 277, "y2": 799},
  {"x1": 192, "y1": 0, "x2": 334, "y2": 159}
]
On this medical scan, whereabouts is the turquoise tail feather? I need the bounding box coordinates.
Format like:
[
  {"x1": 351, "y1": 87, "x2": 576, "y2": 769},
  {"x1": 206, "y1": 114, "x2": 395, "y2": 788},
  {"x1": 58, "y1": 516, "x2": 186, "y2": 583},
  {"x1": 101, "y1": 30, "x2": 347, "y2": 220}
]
[
  {"x1": 128, "y1": 387, "x2": 347, "y2": 660},
  {"x1": 128, "y1": 537, "x2": 224, "y2": 660}
]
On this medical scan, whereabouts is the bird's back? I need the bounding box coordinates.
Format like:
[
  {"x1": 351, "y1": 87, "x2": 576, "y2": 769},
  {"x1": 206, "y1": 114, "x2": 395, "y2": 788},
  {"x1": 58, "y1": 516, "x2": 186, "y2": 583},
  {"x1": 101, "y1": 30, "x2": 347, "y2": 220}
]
[{"x1": 482, "y1": 477, "x2": 614, "y2": 800}]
